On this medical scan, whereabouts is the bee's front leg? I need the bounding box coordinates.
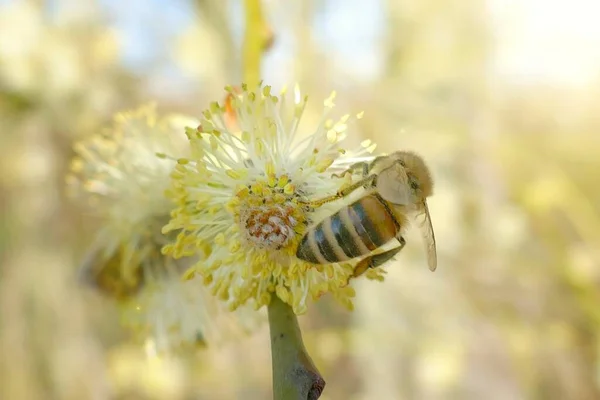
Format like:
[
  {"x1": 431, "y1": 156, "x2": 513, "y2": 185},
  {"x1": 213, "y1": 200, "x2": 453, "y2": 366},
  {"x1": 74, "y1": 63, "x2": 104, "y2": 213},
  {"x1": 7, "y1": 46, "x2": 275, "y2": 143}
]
[
  {"x1": 331, "y1": 161, "x2": 370, "y2": 179},
  {"x1": 300, "y1": 174, "x2": 377, "y2": 207}
]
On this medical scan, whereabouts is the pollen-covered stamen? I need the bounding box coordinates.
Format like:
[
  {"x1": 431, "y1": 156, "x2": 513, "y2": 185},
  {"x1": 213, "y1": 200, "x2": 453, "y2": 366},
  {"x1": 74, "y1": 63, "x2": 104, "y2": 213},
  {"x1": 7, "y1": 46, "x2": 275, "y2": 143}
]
[
  {"x1": 163, "y1": 83, "x2": 382, "y2": 314},
  {"x1": 242, "y1": 204, "x2": 298, "y2": 250}
]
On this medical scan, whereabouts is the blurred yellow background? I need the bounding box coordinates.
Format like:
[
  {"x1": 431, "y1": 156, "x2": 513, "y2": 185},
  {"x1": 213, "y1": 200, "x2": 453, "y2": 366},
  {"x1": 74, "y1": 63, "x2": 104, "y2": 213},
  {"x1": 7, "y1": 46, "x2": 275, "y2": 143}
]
[{"x1": 2, "y1": 0, "x2": 600, "y2": 399}]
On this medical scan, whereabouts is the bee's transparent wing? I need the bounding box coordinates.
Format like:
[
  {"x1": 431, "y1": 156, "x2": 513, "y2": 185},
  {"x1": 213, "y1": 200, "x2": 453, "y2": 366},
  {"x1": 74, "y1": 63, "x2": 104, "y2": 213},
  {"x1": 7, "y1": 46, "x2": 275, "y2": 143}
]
[
  {"x1": 417, "y1": 201, "x2": 437, "y2": 271},
  {"x1": 376, "y1": 162, "x2": 412, "y2": 206}
]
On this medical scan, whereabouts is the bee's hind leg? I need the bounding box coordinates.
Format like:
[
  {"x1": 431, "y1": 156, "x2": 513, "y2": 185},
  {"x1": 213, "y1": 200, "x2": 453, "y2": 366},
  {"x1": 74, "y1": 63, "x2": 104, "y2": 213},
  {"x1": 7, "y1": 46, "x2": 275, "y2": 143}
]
[{"x1": 351, "y1": 236, "x2": 406, "y2": 278}]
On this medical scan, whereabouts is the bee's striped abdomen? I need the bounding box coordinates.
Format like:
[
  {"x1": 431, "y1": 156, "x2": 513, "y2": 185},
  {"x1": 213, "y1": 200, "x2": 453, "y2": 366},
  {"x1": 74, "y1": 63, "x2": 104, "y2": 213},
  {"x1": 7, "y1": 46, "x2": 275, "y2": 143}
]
[
  {"x1": 296, "y1": 194, "x2": 400, "y2": 264},
  {"x1": 349, "y1": 194, "x2": 398, "y2": 248}
]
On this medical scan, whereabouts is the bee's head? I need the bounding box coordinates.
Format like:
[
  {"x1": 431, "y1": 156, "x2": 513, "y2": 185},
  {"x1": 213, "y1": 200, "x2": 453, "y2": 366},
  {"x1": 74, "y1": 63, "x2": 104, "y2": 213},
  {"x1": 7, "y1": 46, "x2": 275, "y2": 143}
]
[{"x1": 391, "y1": 151, "x2": 434, "y2": 200}]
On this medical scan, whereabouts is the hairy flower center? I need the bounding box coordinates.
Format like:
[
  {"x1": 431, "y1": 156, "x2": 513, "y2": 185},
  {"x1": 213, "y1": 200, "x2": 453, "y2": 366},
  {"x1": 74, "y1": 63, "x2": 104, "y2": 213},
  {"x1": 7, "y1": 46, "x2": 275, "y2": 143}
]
[
  {"x1": 231, "y1": 174, "x2": 308, "y2": 252},
  {"x1": 242, "y1": 204, "x2": 297, "y2": 250}
]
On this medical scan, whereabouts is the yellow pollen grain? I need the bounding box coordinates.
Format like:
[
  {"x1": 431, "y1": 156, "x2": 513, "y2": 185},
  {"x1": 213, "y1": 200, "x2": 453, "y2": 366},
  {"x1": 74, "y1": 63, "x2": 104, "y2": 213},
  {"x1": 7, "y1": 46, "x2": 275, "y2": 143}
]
[
  {"x1": 251, "y1": 262, "x2": 263, "y2": 275},
  {"x1": 248, "y1": 197, "x2": 263, "y2": 207},
  {"x1": 208, "y1": 205, "x2": 221, "y2": 214},
  {"x1": 272, "y1": 264, "x2": 283, "y2": 277},
  {"x1": 294, "y1": 304, "x2": 308, "y2": 315},
  {"x1": 161, "y1": 244, "x2": 174, "y2": 255},
  {"x1": 69, "y1": 158, "x2": 84, "y2": 172},
  {"x1": 278, "y1": 175, "x2": 289, "y2": 187},
  {"x1": 283, "y1": 183, "x2": 295, "y2": 195},
  {"x1": 174, "y1": 164, "x2": 187, "y2": 173},
  {"x1": 170, "y1": 171, "x2": 184, "y2": 180},
  {"x1": 215, "y1": 233, "x2": 226, "y2": 245},
  {"x1": 234, "y1": 189, "x2": 248, "y2": 203},
  {"x1": 324, "y1": 91, "x2": 337, "y2": 108},
  {"x1": 241, "y1": 131, "x2": 251, "y2": 143},
  {"x1": 334, "y1": 123, "x2": 347, "y2": 134},
  {"x1": 255, "y1": 139, "x2": 265, "y2": 157},
  {"x1": 210, "y1": 260, "x2": 223, "y2": 271},
  {"x1": 226, "y1": 169, "x2": 248, "y2": 180},
  {"x1": 264, "y1": 186, "x2": 275, "y2": 196},
  {"x1": 185, "y1": 126, "x2": 198, "y2": 137},
  {"x1": 265, "y1": 161, "x2": 275, "y2": 176},
  {"x1": 276, "y1": 286, "x2": 289, "y2": 303},
  {"x1": 229, "y1": 241, "x2": 241, "y2": 252},
  {"x1": 316, "y1": 158, "x2": 334, "y2": 173},
  {"x1": 327, "y1": 129, "x2": 337, "y2": 142},
  {"x1": 195, "y1": 162, "x2": 208, "y2": 174},
  {"x1": 210, "y1": 101, "x2": 221, "y2": 114},
  {"x1": 293, "y1": 104, "x2": 303, "y2": 118},
  {"x1": 177, "y1": 158, "x2": 189, "y2": 165},
  {"x1": 260, "y1": 293, "x2": 272, "y2": 306},
  {"x1": 182, "y1": 267, "x2": 196, "y2": 281},
  {"x1": 199, "y1": 241, "x2": 212, "y2": 256},
  {"x1": 251, "y1": 182, "x2": 265, "y2": 195},
  {"x1": 240, "y1": 265, "x2": 251, "y2": 279},
  {"x1": 209, "y1": 136, "x2": 219, "y2": 150},
  {"x1": 217, "y1": 291, "x2": 229, "y2": 302}
]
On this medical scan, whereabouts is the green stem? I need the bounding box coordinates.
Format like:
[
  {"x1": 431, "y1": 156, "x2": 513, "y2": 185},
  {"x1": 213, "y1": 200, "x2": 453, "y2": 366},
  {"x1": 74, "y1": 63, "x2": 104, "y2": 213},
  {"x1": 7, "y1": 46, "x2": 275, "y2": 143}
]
[
  {"x1": 242, "y1": 0, "x2": 266, "y2": 87},
  {"x1": 268, "y1": 296, "x2": 325, "y2": 400}
]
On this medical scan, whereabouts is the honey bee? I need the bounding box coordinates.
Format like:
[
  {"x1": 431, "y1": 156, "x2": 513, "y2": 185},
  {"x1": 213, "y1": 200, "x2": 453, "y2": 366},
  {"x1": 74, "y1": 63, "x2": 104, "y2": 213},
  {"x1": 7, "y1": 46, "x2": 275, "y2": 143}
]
[{"x1": 296, "y1": 151, "x2": 437, "y2": 277}]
